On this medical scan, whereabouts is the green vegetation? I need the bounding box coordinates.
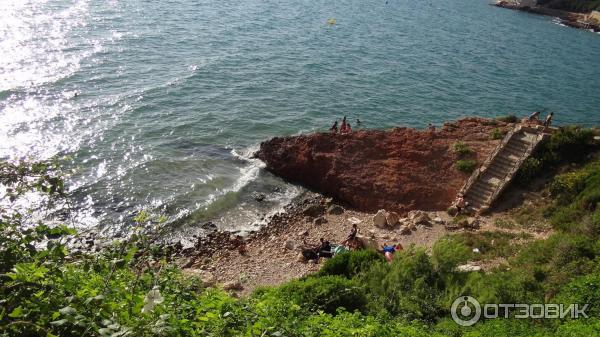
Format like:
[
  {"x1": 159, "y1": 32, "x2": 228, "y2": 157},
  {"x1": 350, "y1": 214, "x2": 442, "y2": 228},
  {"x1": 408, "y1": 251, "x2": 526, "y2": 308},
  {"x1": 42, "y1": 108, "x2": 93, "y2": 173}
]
[
  {"x1": 537, "y1": 0, "x2": 600, "y2": 12},
  {"x1": 456, "y1": 159, "x2": 477, "y2": 173},
  {"x1": 2, "y1": 139, "x2": 600, "y2": 336},
  {"x1": 452, "y1": 141, "x2": 472, "y2": 156},
  {"x1": 495, "y1": 114, "x2": 519, "y2": 123},
  {"x1": 491, "y1": 128, "x2": 505, "y2": 140},
  {"x1": 514, "y1": 126, "x2": 596, "y2": 184}
]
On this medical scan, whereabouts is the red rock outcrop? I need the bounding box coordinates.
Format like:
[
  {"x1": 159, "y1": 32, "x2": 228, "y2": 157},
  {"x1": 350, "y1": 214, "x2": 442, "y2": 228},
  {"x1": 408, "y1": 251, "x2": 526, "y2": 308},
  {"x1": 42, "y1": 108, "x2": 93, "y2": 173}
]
[{"x1": 257, "y1": 118, "x2": 511, "y2": 214}]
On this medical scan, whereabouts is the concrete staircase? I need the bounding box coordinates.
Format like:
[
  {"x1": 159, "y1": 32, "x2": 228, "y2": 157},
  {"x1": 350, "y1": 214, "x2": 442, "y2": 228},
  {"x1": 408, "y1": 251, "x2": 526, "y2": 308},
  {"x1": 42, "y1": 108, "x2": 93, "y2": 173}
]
[{"x1": 458, "y1": 125, "x2": 551, "y2": 213}]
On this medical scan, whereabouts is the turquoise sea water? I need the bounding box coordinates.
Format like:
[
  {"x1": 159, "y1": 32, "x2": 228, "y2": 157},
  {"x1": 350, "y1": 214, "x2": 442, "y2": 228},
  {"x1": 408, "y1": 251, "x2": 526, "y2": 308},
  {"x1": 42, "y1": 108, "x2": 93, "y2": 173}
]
[{"x1": 1, "y1": 0, "x2": 599, "y2": 240}]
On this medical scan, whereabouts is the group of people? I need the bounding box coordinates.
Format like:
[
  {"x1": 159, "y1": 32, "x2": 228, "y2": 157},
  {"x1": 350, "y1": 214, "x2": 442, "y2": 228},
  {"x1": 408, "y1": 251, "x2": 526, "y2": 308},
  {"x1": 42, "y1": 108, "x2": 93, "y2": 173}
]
[
  {"x1": 330, "y1": 116, "x2": 361, "y2": 134},
  {"x1": 300, "y1": 223, "x2": 406, "y2": 263},
  {"x1": 527, "y1": 111, "x2": 554, "y2": 127}
]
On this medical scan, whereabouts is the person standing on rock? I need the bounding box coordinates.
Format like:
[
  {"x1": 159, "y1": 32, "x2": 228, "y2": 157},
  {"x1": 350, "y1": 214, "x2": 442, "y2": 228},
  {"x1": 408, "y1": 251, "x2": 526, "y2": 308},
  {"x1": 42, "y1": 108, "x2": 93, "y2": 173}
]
[
  {"x1": 543, "y1": 112, "x2": 554, "y2": 127},
  {"x1": 455, "y1": 194, "x2": 466, "y2": 214},
  {"x1": 340, "y1": 116, "x2": 347, "y2": 132},
  {"x1": 342, "y1": 223, "x2": 358, "y2": 246},
  {"x1": 330, "y1": 120, "x2": 338, "y2": 133},
  {"x1": 341, "y1": 122, "x2": 352, "y2": 134},
  {"x1": 528, "y1": 111, "x2": 541, "y2": 123}
]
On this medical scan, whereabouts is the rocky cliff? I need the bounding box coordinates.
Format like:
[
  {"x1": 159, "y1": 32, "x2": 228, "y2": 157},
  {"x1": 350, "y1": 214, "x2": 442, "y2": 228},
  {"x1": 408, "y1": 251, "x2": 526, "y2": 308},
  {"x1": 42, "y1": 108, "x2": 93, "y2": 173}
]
[{"x1": 257, "y1": 118, "x2": 512, "y2": 214}]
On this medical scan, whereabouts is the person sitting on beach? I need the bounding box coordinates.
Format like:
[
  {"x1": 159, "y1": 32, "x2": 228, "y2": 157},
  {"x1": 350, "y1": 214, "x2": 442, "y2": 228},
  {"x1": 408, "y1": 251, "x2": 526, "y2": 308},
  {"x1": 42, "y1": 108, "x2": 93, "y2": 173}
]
[
  {"x1": 318, "y1": 238, "x2": 333, "y2": 258},
  {"x1": 428, "y1": 123, "x2": 435, "y2": 131},
  {"x1": 381, "y1": 243, "x2": 396, "y2": 262},
  {"x1": 302, "y1": 247, "x2": 319, "y2": 261},
  {"x1": 330, "y1": 120, "x2": 338, "y2": 133},
  {"x1": 543, "y1": 112, "x2": 554, "y2": 127}
]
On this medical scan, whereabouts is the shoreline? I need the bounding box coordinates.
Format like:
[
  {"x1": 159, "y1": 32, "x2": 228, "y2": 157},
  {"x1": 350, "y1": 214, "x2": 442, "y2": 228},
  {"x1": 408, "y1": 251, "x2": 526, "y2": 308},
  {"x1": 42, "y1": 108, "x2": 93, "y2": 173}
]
[{"x1": 494, "y1": 1, "x2": 600, "y2": 33}]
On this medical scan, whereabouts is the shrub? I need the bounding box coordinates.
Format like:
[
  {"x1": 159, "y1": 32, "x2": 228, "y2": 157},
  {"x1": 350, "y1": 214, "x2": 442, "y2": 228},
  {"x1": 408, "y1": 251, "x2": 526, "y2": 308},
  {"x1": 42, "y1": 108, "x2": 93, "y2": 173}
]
[
  {"x1": 537, "y1": 126, "x2": 596, "y2": 166},
  {"x1": 276, "y1": 275, "x2": 367, "y2": 314},
  {"x1": 514, "y1": 157, "x2": 542, "y2": 184},
  {"x1": 491, "y1": 128, "x2": 505, "y2": 140},
  {"x1": 452, "y1": 141, "x2": 472, "y2": 156},
  {"x1": 555, "y1": 273, "x2": 600, "y2": 318},
  {"x1": 432, "y1": 237, "x2": 471, "y2": 274},
  {"x1": 514, "y1": 126, "x2": 596, "y2": 186},
  {"x1": 496, "y1": 114, "x2": 519, "y2": 123},
  {"x1": 318, "y1": 249, "x2": 384, "y2": 279},
  {"x1": 456, "y1": 159, "x2": 477, "y2": 173},
  {"x1": 361, "y1": 248, "x2": 443, "y2": 321}
]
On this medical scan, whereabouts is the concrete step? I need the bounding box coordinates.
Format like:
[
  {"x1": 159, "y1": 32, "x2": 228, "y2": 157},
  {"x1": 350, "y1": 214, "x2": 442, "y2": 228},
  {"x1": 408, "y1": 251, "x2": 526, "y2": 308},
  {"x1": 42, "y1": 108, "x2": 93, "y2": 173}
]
[
  {"x1": 465, "y1": 196, "x2": 485, "y2": 208},
  {"x1": 504, "y1": 143, "x2": 527, "y2": 155},
  {"x1": 471, "y1": 181, "x2": 496, "y2": 194},
  {"x1": 494, "y1": 155, "x2": 518, "y2": 168},
  {"x1": 485, "y1": 166, "x2": 507, "y2": 179},
  {"x1": 457, "y1": 127, "x2": 546, "y2": 213}
]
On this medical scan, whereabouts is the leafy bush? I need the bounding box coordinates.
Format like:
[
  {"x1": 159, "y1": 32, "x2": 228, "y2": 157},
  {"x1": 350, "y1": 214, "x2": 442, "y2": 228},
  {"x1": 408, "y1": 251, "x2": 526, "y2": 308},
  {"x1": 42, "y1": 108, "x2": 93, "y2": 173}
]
[
  {"x1": 491, "y1": 128, "x2": 505, "y2": 140},
  {"x1": 456, "y1": 159, "x2": 477, "y2": 173},
  {"x1": 496, "y1": 114, "x2": 519, "y2": 123},
  {"x1": 452, "y1": 141, "x2": 472, "y2": 156},
  {"x1": 515, "y1": 126, "x2": 596, "y2": 185},
  {"x1": 318, "y1": 249, "x2": 384, "y2": 279},
  {"x1": 514, "y1": 157, "x2": 542, "y2": 184},
  {"x1": 275, "y1": 275, "x2": 367, "y2": 314},
  {"x1": 432, "y1": 237, "x2": 471, "y2": 274},
  {"x1": 361, "y1": 248, "x2": 443, "y2": 321},
  {"x1": 555, "y1": 273, "x2": 600, "y2": 318}
]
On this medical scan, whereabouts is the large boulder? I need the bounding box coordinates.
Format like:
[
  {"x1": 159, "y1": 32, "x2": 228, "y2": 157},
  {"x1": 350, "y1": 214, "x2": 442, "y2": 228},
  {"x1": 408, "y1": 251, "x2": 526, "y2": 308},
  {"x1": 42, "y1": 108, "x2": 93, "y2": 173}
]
[
  {"x1": 385, "y1": 211, "x2": 400, "y2": 227},
  {"x1": 223, "y1": 281, "x2": 243, "y2": 291},
  {"x1": 356, "y1": 235, "x2": 379, "y2": 250},
  {"x1": 328, "y1": 204, "x2": 345, "y2": 215},
  {"x1": 408, "y1": 210, "x2": 432, "y2": 226},
  {"x1": 399, "y1": 225, "x2": 412, "y2": 235},
  {"x1": 302, "y1": 204, "x2": 326, "y2": 218},
  {"x1": 373, "y1": 210, "x2": 387, "y2": 228}
]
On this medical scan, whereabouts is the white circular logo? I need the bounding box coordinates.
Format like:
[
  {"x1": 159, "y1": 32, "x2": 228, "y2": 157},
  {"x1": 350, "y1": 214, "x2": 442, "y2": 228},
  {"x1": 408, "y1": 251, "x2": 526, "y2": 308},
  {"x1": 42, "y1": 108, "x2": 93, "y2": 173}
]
[{"x1": 451, "y1": 296, "x2": 481, "y2": 326}]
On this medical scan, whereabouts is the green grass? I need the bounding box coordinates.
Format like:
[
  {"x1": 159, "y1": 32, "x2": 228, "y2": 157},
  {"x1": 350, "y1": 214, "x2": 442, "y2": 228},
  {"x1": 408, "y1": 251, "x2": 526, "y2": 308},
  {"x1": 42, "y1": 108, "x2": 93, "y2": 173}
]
[
  {"x1": 452, "y1": 141, "x2": 472, "y2": 156},
  {"x1": 456, "y1": 159, "x2": 477, "y2": 173},
  {"x1": 491, "y1": 128, "x2": 505, "y2": 140}
]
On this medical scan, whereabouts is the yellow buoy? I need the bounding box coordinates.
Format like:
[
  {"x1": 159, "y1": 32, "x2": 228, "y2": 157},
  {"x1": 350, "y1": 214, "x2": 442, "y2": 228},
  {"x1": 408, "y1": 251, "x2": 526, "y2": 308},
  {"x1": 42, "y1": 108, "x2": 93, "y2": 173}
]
[{"x1": 327, "y1": 18, "x2": 336, "y2": 25}]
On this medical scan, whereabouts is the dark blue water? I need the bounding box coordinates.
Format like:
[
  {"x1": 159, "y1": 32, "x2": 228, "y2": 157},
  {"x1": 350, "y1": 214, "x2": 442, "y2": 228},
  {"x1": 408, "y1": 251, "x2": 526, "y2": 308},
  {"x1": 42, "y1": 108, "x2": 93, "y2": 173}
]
[{"x1": 1, "y1": 0, "x2": 599, "y2": 240}]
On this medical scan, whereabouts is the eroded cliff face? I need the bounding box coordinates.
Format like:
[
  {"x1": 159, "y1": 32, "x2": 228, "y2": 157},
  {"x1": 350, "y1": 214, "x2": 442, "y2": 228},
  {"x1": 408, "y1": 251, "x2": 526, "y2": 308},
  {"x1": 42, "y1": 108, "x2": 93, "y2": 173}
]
[{"x1": 257, "y1": 118, "x2": 511, "y2": 214}]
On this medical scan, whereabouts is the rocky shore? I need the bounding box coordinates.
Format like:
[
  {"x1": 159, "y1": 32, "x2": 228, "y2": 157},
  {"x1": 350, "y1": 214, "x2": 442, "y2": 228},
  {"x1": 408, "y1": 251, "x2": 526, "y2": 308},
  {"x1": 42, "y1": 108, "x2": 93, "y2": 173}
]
[
  {"x1": 495, "y1": 1, "x2": 600, "y2": 33},
  {"x1": 66, "y1": 117, "x2": 549, "y2": 294}
]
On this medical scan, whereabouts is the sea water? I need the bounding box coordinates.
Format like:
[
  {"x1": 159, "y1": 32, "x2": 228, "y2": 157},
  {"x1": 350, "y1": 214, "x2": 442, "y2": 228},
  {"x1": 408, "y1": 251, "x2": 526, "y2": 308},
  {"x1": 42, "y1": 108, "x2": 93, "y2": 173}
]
[{"x1": 1, "y1": 0, "x2": 599, "y2": 241}]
